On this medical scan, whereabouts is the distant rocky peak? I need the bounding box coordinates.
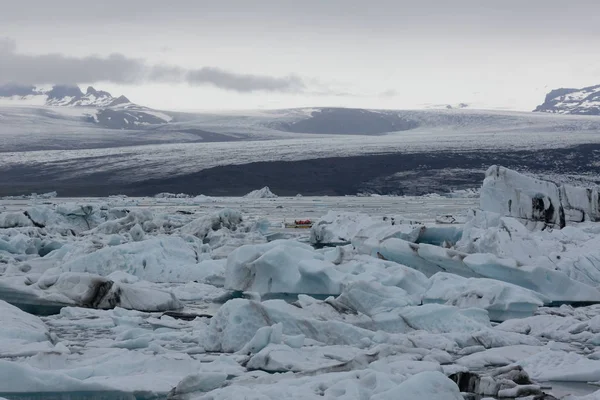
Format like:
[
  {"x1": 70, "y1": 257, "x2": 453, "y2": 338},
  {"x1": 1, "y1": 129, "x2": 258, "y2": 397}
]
[
  {"x1": 46, "y1": 84, "x2": 84, "y2": 99},
  {"x1": 109, "y1": 95, "x2": 131, "y2": 106},
  {"x1": 86, "y1": 86, "x2": 98, "y2": 95},
  {"x1": 86, "y1": 86, "x2": 112, "y2": 98},
  {"x1": 535, "y1": 84, "x2": 600, "y2": 115}
]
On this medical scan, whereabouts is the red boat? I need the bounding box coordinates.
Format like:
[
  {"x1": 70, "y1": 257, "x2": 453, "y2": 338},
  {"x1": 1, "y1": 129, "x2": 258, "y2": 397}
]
[{"x1": 284, "y1": 219, "x2": 313, "y2": 228}]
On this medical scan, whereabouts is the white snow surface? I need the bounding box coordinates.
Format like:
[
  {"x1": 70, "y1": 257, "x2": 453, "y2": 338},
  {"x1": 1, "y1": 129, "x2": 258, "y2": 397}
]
[{"x1": 1, "y1": 170, "x2": 600, "y2": 398}]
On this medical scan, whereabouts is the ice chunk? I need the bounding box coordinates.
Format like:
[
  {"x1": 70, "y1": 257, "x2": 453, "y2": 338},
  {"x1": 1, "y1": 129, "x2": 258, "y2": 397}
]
[
  {"x1": 336, "y1": 281, "x2": 417, "y2": 316},
  {"x1": 423, "y1": 273, "x2": 547, "y2": 321},
  {"x1": 371, "y1": 237, "x2": 600, "y2": 302},
  {"x1": 464, "y1": 253, "x2": 600, "y2": 302},
  {"x1": 0, "y1": 300, "x2": 49, "y2": 343},
  {"x1": 244, "y1": 186, "x2": 278, "y2": 198},
  {"x1": 178, "y1": 209, "x2": 243, "y2": 238},
  {"x1": 237, "y1": 323, "x2": 283, "y2": 355},
  {"x1": 0, "y1": 299, "x2": 59, "y2": 358},
  {"x1": 154, "y1": 192, "x2": 191, "y2": 199},
  {"x1": 310, "y1": 211, "x2": 383, "y2": 246},
  {"x1": 54, "y1": 203, "x2": 105, "y2": 231},
  {"x1": 0, "y1": 212, "x2": 33, "y2": 228},
  {"x1": 0, "y1": 360, "x2": 107, "y2": 393},
  {"x1": 519, "y1": 349, "x2": 600, "y2": 382},
  {"x1": 351, "y1": 222, "x2": 425, "y2": 254},
  {"x1": 129, "y1": 223, "x2": 145, "y2": 241},
  {"x1": 203, "y1": 296, "x2": 502, "y2": 353},
  {"x1": 456, "y1": 345, "x2": 545, "y2": 369},
  {"x1": 245, "y1": 343, "x2": 363, "y2": 373},
  {"x1": 375, "y1": 238, "x2": 478, "y2": 278},
  {"x1": 60, "y1": 236, "x2": 208, "y2": 283},
  {"x1": 481, "y1": 165, "x2": 600, "y2": 226},
  {"x1": 224, "y1": 240, "x2": 343, "y2": 294},
  {"x1": 1, "y1": 272, "x2": 182, "y2": 312},
  {"x1": 311, "y1": 211, "x2": 422, "y2": 247},
  {"x1": 178, "y1": 209, "x2": 266, "y2": 258},
  {"x1": 481, "y1": 165, "x2": 563, "y2": 227},
  {"x1": 371, "y1": 371, "x2": 463, "y2": 400},
  {"x1": 203, "y1": 298, "x2": 378, "y2": 352},
  {"x1": 225, "y1": 240, "x2": 430, "y2": 296},
  {"x1": 170, "y1": 372, "x2": 228, "y2": 395}
]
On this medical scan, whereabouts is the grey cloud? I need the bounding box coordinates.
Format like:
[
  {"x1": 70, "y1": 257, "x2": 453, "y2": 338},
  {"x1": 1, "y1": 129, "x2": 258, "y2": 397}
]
[
  {"x1": 2, "y1": 1, "x2": 600, "y2": 37},
  {"x1": 186, "y1": 68, "x2": 303, "y2": 92},
  {"x1": 0, "y1": 38, "x2": 304, "y2": 92},
  {"x1": 379, "y1": 90, "x2": 399, "y2": 97}
]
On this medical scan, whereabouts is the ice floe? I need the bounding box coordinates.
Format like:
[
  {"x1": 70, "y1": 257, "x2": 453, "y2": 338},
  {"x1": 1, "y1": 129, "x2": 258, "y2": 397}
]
[{"x1": 1, "y1": 166, "x2": 600, "y2": 399}]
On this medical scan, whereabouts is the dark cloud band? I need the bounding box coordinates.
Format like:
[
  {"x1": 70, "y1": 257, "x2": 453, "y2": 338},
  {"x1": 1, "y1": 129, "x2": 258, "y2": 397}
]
[{"x1": 0, "y1": 38, "x2": 304, "y2": 93}]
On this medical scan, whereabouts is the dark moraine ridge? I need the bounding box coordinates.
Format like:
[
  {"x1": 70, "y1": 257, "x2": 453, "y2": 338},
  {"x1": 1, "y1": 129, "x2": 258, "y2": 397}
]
[
  {"x1": 1, "y1": 144, "x2": 599, "y2": 197},
  {"x1": 277, "y1": 108, "x2": 419, "y2": 135}
]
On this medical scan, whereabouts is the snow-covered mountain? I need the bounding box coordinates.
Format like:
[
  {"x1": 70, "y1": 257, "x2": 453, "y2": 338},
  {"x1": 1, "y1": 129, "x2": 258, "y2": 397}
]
[
  {"x1": 0, "y1": 84, "x2": 129, "y2": 107},
  {"x1": 0, "y1": 84, "x2": 173, "y2": 128},
  {"x1": 534, "y1": 84, "x2": 600, "y2": 115}
]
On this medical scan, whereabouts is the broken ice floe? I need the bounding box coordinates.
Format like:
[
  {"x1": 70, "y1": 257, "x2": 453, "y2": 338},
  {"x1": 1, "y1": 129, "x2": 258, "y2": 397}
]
[{"x1": 2, "y1": 166, "x2": 600, "y2": 398}]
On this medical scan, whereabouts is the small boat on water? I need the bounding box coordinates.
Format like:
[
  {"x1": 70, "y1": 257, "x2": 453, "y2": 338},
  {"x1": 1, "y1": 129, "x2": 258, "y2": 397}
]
[{"x1": 283, "y1": 219, "x2": 314, "y2": 229}]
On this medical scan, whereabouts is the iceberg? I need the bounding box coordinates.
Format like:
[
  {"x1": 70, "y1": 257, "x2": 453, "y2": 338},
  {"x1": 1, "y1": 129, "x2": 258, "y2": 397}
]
[
  {"x1": 224, "y1": 240, "x2": 431, "y2": 297},
  {"x1": 59, "y1": 236, "x2": 212, "y2": 283},
  {"x1": 423, "y1": 273, "x2": 548, "y2": 321},
  {"x1": 0, "y1": 272, "x2": 182, "y2": 313},
  {"x1": 371, "y1": 237, "x2": 600, "y2": 302},
  {"x1": 310, "y1": 211, "x2": 422, "y2": 247},
  {"x1": 244, "y1": 186, "x2": 278, "y2": 198},
  {"x1": 481, "y1": 165, "x2": 600, "y2": 227}
]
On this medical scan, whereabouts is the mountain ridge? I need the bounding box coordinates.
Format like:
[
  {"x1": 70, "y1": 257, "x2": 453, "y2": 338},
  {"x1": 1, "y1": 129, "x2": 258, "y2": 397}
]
[
  {"x1": 0, "y1": 83, "x2": 172, "y2": 129},
  {"x1": 0, "y1": 84, "x2": 131, "y2": 107},
  {"x1": 534, "y1": 84, "x2": 600, "y2": 115}
]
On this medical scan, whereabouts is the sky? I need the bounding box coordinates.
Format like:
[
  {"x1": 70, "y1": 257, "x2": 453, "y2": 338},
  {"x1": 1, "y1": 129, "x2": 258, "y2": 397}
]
[{"x1": 1, "y1": 0, "x2": 600, "y2": 111}]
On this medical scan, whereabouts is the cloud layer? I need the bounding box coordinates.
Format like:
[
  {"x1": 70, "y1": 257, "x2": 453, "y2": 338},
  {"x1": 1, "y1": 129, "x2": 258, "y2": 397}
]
[{"x1": 0, "y1": 38, "x2": 304, "y2": 92}]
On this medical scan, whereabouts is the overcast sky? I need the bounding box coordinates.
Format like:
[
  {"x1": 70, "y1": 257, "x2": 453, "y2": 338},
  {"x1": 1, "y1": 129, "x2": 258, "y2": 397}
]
[{"x1": 2, "y1": 0, "x2": 599, "y2": 111}]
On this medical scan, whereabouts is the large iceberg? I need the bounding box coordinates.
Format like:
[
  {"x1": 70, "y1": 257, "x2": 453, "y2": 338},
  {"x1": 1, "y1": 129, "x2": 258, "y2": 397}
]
[{"x1": 481, "y1": 165, "x2": 600, "y2": 227}]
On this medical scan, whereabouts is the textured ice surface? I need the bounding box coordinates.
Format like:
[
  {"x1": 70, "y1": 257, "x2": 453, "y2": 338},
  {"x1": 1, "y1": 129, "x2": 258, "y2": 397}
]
[
  {"x1": 481, "y1": 165, "x2": 600, "y2": 226},
  {"x1": 1, "y1": 173, "x2": 600, "y2": 398},
  {"x1": 244, "y1": 186, "x2": 278, "y2": 198},
  {"x1": 423, "y1": 273, "x2": 548, "y2": 321}
]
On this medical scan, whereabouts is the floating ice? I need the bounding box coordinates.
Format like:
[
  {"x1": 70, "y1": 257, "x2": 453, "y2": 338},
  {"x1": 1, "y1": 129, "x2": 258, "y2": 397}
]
[
  {"x1": 481, "y1": 165, "x2": 600, "y2": 227},
  {"x1": 1, "y1": 169, "x2": 600, "y2": 399},
  {"x1": 423, "y1": 273, "x2": 548, "y2": 321},
  {"x1": 244, "y1": 186, "x2": 278, "y2": 198},
  {"x1": 59, "y1": 236, "x2": 210, "y2": 283},
  {"x1": 370, "y1": 237, "x2": 600, "y2": 302},
  {"x1": 0, "y1": 271, "x2": 182, "y2": 313}
]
